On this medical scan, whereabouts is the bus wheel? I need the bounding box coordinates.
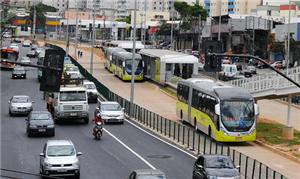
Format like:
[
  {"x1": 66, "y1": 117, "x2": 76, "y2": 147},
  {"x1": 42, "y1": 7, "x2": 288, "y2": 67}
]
[
  {"x1": 208, "y1": 126, "x2": 212, "y2": 138},
  {"x1": 194, "y1": 118, "x2": 198, "y2": 131}
]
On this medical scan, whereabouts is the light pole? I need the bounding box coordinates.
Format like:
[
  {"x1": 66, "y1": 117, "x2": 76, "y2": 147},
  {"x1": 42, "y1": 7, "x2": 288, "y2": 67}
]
[
  {"x1": 218, "y1": 0, "x2": 222, "y2": 41},
  {"x1": 90, "y1": 0, "x2": 96, "y2": 75},
  {"x1": 129, "y1": 0, "x2": 137, "y2": 117},
  {"x1": 65, "y1": 0, "x2": 70, "y2": 57},
  {"x1": 75, "y1": 0, "x2": 79, "y2": 58},
  {"x1": 286, "y1": 0, "x2": 291, "y2": 75},
  {"x1": 170, "y1": 0, "x2": 174, "y2": 50},
  {"x1": 32, "y1": 1, "x2": 36, "y2": 40}
]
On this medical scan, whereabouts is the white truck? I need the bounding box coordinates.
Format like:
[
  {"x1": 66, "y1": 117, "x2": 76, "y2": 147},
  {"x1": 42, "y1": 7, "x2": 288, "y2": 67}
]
[{"x1": 51, "y1": 85, "x2": 89, "y2": 124}]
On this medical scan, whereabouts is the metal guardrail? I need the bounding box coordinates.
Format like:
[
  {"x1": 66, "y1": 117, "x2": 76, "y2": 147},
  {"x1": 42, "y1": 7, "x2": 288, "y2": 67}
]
[
  {"x1": 66, "y1": 49, "x2": 288, "y2": 179},
  {"x1": 227, "y1": 66, "x2": 300, "y2": 94}
]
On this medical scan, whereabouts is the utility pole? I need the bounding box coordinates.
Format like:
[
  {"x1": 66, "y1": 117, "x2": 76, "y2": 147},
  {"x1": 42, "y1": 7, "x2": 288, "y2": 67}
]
[
  {"x1": 90, "y1": 0, "x2": 96, "y2": 75},
  {"x1": 218, "y1": 0, "x2": 222, "y2": 41},
  {"x1": 65, "y1": 0, "x2": 70, "y2": 56},
  {"x1": 130, "y1": 0, "x2": 137, "y2": 117},
  {"x1": 252, "y1": 16, "x2": 255, "y2": 55},
  {"x1": 198, "y1": 14, "x2": 202, "y2": 52},
  {"x1": 170, "y1": 2, "x2": 174, "y2": 50},
  {"x1": 286, "y1": 0, "x2": 291, "y2": 75},
  {"x1": 143, "y1": 0, "x2": 147, "y2": 44},
  {"x1": 75, "y1": 0, "x2": 79, "y2": 58},
  {"x1": 33, "y1": 2, "x2": 36, "y2": 40}
]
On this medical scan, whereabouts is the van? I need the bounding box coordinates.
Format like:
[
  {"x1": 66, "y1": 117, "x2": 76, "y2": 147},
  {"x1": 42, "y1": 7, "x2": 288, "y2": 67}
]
[{"x1": 219, "y1": 64, "x2": 238, "y2": 81}]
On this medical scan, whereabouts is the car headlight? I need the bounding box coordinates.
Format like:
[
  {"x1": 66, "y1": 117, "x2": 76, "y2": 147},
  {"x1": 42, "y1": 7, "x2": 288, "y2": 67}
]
[
  {"x1": 73, "y1": 161, "x2": 80, "y2": 168},
  {"x1": 30, "y1": 124, "x2": 37, "y2": 128},
  {"x1": 44, "y1": 162, "x2": 51, "y2": 167},
  {"x1": 47, "y1": 124, "x2": 54, "y2": 128}
]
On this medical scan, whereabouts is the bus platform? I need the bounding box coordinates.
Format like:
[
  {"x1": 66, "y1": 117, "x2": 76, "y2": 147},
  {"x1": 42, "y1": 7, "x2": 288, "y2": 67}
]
[{"x1": 40, "y1": 40, "x2": 300, "y2": 179}]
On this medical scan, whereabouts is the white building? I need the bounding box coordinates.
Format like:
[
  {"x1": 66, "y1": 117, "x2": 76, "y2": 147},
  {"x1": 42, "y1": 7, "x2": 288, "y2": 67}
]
[
  {"x1": 42, "y1": 0, "x2": 86, "y2": 11},
  {"x1": 10, "y1": 0, "x2": 42, "y2": 8}
]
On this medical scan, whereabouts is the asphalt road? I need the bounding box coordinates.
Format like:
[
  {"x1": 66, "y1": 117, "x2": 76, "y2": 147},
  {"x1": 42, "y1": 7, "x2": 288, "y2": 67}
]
[{"x1": 1, "y1": 41, "x2": 196, "y2": 178}]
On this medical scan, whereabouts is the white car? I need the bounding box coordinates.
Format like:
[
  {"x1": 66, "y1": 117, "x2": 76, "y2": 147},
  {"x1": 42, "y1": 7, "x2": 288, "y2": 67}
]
[
  {"x1": 83, "y1": 81, "x2": 98, "y2": 103},
  {"x1": 39, "y1": 140, "x2": 82, "y2": 178},
  {"x1": 94, "y1": 101, "x2": 125, "y2": 124},
  {"x1": 22, "y1": 40, "x2": 31, "y2": 47},
  {"x1": 21, "y1": 57, "x2": 31, "y2": 64},
  {"x1": 9, "y1": 44, "x2": 19, "y2": 52},
  {"x1": 3, "y1": 32, "x2": 12, "y2": 38},
  {"x1": 9, "y1": 95, "x2": 33, "y2": 116}
]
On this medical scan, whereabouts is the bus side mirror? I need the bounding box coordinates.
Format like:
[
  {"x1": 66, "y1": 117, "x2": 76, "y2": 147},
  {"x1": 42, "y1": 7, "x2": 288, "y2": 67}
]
[
  {"x1": 254, "y1": 104, "x2": 259, "y2": 116},
  {"x1": 215, "y1": 104, "x2": 220, "y2": 115}
]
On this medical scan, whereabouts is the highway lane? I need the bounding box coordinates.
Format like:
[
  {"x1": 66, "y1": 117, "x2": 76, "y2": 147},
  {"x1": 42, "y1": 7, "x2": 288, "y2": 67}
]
[{"x1": 1, "y1": 42, "x2": 196, "y2": 179}]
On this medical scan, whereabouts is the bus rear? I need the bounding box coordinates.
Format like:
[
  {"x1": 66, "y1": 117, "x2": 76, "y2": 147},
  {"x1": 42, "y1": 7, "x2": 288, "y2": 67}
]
[{"x1": 1, "y1": 47, "x2": 19, "y2": 69}]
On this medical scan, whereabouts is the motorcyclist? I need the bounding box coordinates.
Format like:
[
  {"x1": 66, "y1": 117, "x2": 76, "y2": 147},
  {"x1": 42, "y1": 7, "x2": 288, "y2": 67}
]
[{"x1": 93, "y1": 113, "x2": 103, "y2": 138}]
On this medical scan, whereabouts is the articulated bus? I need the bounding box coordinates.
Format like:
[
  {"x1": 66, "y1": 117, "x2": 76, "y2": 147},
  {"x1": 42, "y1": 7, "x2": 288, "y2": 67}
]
[
  {"x1": 111, "y1": 51, "x2": 144, "y2": 81},
  {"x1": 104, "y1": 47, "x2": 126, "y2": 73},
  {"x1": 0, "y1": 47, "x2": 19, "y2": 69},
  {"x1": 176, "y1": 78, "x2": 259, "y2": 142}
]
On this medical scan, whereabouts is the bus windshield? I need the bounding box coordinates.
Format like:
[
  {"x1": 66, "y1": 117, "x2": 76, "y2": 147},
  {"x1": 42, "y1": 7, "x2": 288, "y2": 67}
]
[
  {"x1": 125, "y1": 60, "x2": 143, "y2": 75},
  {"x1": 221, "y1": 100, "x2": 255, "y2": 132}
]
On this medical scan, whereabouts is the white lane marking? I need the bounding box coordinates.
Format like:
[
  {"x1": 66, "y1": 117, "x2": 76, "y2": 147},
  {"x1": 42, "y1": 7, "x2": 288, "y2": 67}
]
[
  {"x1": 103, "y1": 128, "x2": 156, "y2": 170},
  {"x1": 125, "y1": 119, "x2": 198, "y2": 159}
]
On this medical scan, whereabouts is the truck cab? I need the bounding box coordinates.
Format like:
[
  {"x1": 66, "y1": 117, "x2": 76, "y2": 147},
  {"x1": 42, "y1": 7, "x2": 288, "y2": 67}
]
[{"x1": 52, "y1": 85, "x2": 89, "y2": 124}]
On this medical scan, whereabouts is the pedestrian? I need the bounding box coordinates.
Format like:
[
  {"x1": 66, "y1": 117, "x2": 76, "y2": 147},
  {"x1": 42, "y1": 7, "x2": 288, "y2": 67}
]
[
  {"x1": 78, "y1": 50, "x2": 80, "y2": 58},
  {"x1": 80, "y1": 51, "x2": 83, "y2": 58}
]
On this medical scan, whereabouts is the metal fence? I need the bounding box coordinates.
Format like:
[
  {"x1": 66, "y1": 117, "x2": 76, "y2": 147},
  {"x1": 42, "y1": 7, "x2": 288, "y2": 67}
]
[{"x1": 65, "y1": 48, "x2": 287, "y2": 179}]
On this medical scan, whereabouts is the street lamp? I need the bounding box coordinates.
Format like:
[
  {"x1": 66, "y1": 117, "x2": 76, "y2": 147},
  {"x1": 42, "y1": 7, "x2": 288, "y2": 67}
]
[{"x1": 127, "y1": 1, "x2": 138, "y2": 117}]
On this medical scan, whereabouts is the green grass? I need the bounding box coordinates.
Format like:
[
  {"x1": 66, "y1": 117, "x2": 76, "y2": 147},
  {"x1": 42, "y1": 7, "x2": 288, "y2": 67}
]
[
  {"x1": 257, "y1": 122, "x2": 300, "y2": 146},
  {"x1": 161, "y1": 87, "x2": 177, "y2": 98}
]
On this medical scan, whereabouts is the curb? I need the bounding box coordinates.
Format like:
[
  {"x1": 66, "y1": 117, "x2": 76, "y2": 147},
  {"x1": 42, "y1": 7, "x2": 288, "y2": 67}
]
[
  {"x1": 159, "y1": 87, "x2": 177, "y2": 100},
  {"x1": 254, "y1": 140, "x2": 300, "y2": 164}
]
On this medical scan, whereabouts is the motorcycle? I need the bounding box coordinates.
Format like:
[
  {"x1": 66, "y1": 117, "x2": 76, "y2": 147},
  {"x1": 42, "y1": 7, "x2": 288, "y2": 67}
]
[{"x1": 93, "y1": 121, "x2": 103, "y2": 140}]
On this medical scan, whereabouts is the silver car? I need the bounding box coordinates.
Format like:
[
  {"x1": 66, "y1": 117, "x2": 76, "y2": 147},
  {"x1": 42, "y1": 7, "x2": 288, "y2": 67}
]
[
  {"x1": 83, "y1": 81, "x2": 98, "y2": 103},
  {"x1": 21, "y1": 56, "x2": 30, "y2": 64},
  {"x1": 94, "y1": 101, "x2": 125, "y2": 124},
  {"x1": 9, "y1": 95, "x2": 33, "y2": 116},
  {"x1": 40, "y1": 140, "x2": 82, "y2": 178}
]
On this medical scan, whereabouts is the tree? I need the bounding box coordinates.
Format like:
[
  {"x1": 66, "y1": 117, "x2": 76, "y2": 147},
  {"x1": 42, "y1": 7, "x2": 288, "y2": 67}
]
[
  {"x1": 174, "y1": 1, "x2": 207, "y2": 31},
  {"x1": 116, "y1": 15, "x2": 131, "y2": 24},
  {"x1": 29, "y1": 3, "x2": 57, "y2": 29}
]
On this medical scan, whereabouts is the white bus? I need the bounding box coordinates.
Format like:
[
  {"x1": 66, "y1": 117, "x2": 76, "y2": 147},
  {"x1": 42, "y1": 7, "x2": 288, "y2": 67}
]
[
  {"x1": 139, "y1": 49, "x2": 199, "y2": 84},
  {"x1": 104, "y1": 40, "x2": 145, "y2": 53},
  {"x1": 176, "y1": 78, "x2": 259, "y2": 142}
]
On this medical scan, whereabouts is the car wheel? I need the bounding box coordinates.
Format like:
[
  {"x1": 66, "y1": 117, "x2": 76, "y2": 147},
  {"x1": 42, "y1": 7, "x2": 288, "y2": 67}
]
[
  {"x1": 74, "y1": 172, "x2": 80, "y2": 179},
  {"x1": 27, "y1": 130, "x2": 32, "y2": 137},
  {"x1": 84, "y1": 118, "x2": 89, "y2": 124},
  {"x1": 24, "y1": 75, "x2": 26, "y2": 79},
  {"x1": 9, "y1": 109, "x2": 13, "y2": 116},
  {"x1": 50, "y1": 129, "x2": 55, "y2": 137},
  {"x1": 120, "y1": 121, "x2": 124, "y2": 124}
]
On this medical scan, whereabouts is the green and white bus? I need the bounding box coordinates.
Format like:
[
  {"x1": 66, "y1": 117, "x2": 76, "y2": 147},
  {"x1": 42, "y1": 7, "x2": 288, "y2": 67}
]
[
  {"x1": 176, "y1": 78, "x2": 259, "y2": 142},
  {"x1": 111, "y1": 51, "x2": 144, "y2": 81},
  {"x1": 104, "y1": 47, "x2": 126, "y2": 73}
]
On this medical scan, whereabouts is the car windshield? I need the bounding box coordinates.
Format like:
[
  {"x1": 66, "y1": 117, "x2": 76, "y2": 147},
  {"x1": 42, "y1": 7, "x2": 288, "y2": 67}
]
[
  {"x1": 221, "y1": 100, "x2": 255, "y2": 132},
  {"x1": 12, "y1": 97, "x2": 30, "y2": 103},
  {"x1": 30, "y1": 113, "x2": 51, "y2": 120},
  {"x1": 224, "y1": 66, "x2": 237, "y2": 73},
  {"x1": 67, "y1": 67, "x2": 79, "y2": 71},
  {"x1": 13, "y1": 69, "x2": 25, "y2": 74},
  {"x1": 205, "y1": 156, "x2": 234, "y2": 169},
  {"x1": 60, "y1": 91, "x2": 86, "y2": 101},
  {"x1": 85, "y1": 84, "x2": 96, "y2": 89},
  {"x1": 136, "y1": 174, "x2": 167, "y2": 179},
  {"x1": 47, "y1": 145, "x2": 75, "y2": 156},
  {"x1": 102, "y1": 104, "x2": 122, "y2": 111},
  {"x1": 22, "y1": 57, "x2": 29, "y2": 61}
]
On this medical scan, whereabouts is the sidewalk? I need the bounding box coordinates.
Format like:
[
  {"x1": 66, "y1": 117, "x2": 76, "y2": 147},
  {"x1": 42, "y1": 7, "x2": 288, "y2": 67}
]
[{"x1": 45, "y1": 41, "x2": 300, "y2": 179}]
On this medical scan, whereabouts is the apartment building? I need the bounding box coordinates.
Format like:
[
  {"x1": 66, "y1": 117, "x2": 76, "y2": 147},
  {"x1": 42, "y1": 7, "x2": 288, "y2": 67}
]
[
  {"x1": 198, "y1": 0, "x2": 261, "y2": 16},
  {"x1": 9, "y1": 0, "x2": 42, "y2": 8}
]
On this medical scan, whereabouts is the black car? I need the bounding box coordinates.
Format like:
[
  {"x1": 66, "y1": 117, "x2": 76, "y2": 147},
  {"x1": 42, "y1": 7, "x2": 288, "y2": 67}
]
[
  {"x1": 193, "y1": 155, "x2": 240, "y2": 179},
  {"x1": 26, "y1": 111, "x2": 55, "y2": 137},
  {"x1": 12, "y1": 66, "x2": 26, "y2": 79},
  {"x1": 26, "y1": 50, "x2": 36, "y2": 58}
]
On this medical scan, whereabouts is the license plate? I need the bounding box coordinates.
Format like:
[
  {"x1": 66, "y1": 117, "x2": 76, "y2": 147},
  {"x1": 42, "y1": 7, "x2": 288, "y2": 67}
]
[
  {"x1": 70, "y1": 113, "x2": 77, "y2": 116},
  {"x1": 57, "y1": 169, "x2": 67, "y2": 172},
  {"x1": 38, "y1": 129, "x2": 46, "y2": 132},
  {"x1": 235, "y1": 137, "x2": 243, "y2": 141}
]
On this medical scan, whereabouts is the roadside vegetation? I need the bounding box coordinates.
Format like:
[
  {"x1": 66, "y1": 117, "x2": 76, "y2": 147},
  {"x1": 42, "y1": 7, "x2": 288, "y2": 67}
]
[{"x1": 257, "y1": 118, "x2": 300, "y2": 159}]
